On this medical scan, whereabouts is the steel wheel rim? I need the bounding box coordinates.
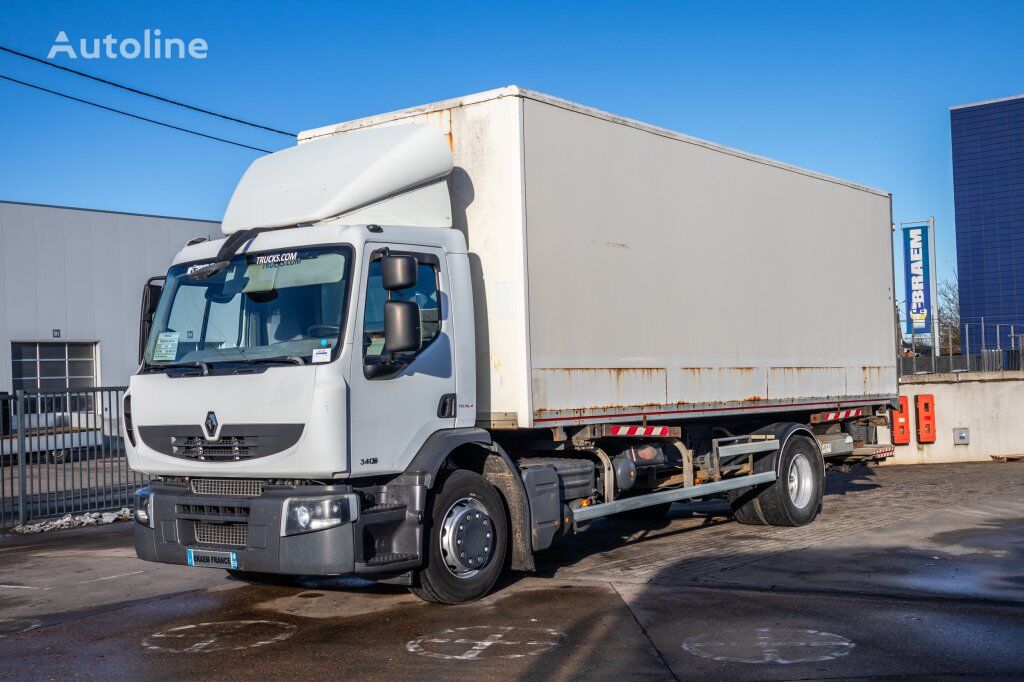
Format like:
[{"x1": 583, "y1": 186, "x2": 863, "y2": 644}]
[
  {"x1": 788, "y1": 453, "x2": 814, "y2": 509},
  {"x1": 439, "y1": 497, "x2": 494, "y2": 579}
]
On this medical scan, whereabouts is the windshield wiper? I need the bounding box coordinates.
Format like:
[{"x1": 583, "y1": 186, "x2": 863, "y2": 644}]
[
  {"x1": 154, "y1": 361, "x2": 211, "y2": 375},
  {"x1": 242, "y1": 356, "x2": 306, "y2": 366}
]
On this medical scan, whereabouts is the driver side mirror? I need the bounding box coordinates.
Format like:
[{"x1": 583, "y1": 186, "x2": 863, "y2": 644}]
[{"x1": 139, "y1": 276, "x2": 165, "y2": 364}]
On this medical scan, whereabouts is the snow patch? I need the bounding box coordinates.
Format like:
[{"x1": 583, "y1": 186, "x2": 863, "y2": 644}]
[{"x1": 13, "y1": 508, "x2": 131, "y2": 534}]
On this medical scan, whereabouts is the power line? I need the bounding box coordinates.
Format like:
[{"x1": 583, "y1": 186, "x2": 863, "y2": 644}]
[
  {"x1": 0, "y1": 73, "x2": 273, "y2": 153},
  {"x1": 0, "y1": 45, "x2": 296, "y2": 137}
]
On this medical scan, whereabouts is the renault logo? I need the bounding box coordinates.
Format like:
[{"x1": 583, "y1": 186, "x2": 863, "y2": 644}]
[{"x1": 204, "y1": 411, "x2": 218, "y2": 438}]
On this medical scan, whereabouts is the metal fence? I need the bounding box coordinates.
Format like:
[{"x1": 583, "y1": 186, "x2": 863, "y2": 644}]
[
  {"x1": 0, "y1": 386, "x2": 144, "y2": 529},
  {"x1": 898, "y1": 316, "x2": 1024, "y2": 376}
]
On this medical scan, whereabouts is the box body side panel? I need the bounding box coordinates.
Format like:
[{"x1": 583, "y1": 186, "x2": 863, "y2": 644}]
[{"x1": 521, "y1": 98, "x2": 897, "y2": 424}]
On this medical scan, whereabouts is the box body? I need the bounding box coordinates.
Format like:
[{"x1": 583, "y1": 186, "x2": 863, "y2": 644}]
[{"x1": 300, "y1": 87, "x2": 897, "y2": 428}]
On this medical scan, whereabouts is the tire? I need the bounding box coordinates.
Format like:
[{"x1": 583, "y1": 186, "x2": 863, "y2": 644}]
[
  {"x1": 409, "y1": 469, "x2": 508, "y2": 605},
  {"x1": 727, "y1": 485, "x2": 768, "y2": 525},
  {"x1": 47, "y1": 450, "x2": 69, "y2": 464},
  {"x1": 729, "y1": 435, "x2": 823, "y2": 526},
  {"x1": 611, "y1": 501, "x2": 673, "y2": 521}
]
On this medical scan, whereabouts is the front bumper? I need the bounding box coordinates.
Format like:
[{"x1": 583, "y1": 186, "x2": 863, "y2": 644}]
[{"x1": 134, "y1": 482, "x2": 357, "y2": 575}]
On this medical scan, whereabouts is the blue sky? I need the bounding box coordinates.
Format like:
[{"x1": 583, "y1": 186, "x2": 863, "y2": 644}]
[{"x1": 1, "y1": 0, "x2": 1023, "y2": 288}]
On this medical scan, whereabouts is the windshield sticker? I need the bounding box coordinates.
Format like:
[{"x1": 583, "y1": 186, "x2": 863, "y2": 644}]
[
  {"x1": 153, "y1": 332, "x2": 180, "y2": 362},
  {"x1": 186, "y1": 262, "x2": 214, "y2": 276},
  {"x1": 254, "y1": 252, "x2": 299, "y2": 268},
  {"x1": 312, "y1": 347, "x2": 331, "y2": 364}
]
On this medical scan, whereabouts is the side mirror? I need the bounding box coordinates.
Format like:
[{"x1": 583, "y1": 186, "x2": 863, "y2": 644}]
[
  {"x1": 384, "y1": 300, "x2": 421, "y2": 354},
  {"x1": 381, "y1": 255, "x2": 417, "y2": 291},
  {"x1": 139, "y1": 276, "x2": 165, "y2": 364}
]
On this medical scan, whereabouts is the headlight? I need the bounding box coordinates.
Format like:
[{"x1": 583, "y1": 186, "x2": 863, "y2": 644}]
[
  {"x1": 133, "y1": 487, "x2": 154, "y2": 527},
  {"x1": 282, "y1": 495, "x2": 357, "y2": 536}
]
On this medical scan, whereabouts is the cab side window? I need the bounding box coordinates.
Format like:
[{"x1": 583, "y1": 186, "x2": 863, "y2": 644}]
[{"x1": 363, "y1": 259, "x2": 440, "y2": 358}]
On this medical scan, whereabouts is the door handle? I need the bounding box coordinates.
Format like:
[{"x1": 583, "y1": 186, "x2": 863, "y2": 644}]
[{"x1": 437, "y1": 394, "x2": 456, "y2": 418}]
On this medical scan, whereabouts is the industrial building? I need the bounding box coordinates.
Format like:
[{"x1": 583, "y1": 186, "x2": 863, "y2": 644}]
[
  {"x1": 950, "y1": 93, "x2": 1024, "y2": 351},
  {"x1": 0, "y1": 200, "x2": 219, "y2": 392}
]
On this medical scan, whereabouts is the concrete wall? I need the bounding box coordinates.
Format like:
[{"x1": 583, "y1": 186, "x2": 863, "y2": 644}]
[
  {"x1": 891, "y1": 371, "x2": 1024, "y2": 464},
  {"x1": 0, "y1": 201, "x2": 219, "y2": 391}
]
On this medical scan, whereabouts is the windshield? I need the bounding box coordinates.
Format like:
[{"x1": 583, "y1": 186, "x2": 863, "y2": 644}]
[{"x1": 145, "y1": 246, "x2": 352, "y2": 367}]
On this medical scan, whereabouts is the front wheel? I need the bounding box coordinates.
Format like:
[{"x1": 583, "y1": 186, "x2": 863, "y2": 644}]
[{"x1": 410, "y1": 469, "x2": 508, "y2": 604}]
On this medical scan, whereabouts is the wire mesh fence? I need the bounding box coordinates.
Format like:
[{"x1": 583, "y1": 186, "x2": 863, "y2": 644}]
[
  {"x1": 898, "y1": 316, "x2": 1024, "y2": 376},
  {"x1": 0, "y1": 386, "x2": 145, "y2": 529}
]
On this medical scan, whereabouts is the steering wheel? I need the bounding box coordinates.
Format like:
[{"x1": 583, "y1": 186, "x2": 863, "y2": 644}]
[{"x1": 307, "y1": 325, "x2": 340, "y2": 338}]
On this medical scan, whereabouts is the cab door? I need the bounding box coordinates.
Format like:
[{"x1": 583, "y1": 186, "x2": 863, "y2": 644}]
[{"x1": 347, "y1": 244, "x2": 456, "y2": 475}]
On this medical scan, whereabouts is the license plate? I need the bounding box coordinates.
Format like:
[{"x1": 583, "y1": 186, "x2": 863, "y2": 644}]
[{"x1": 187, "y1": 548, "x2": 238, "y2": 569}]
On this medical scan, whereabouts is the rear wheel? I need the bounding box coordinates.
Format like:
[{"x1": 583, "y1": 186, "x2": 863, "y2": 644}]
[
  {"x1": 728, "y1": 435, "x2": 823, "y2": 527},
  {"x1": 410, "y1": 469, "x2": 508, "y2": 604},
  {"x1": 727, "y1": 485, "x2": 767, "y2": 525}
]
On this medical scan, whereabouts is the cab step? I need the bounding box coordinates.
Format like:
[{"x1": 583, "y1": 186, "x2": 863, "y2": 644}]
[
  {"x1": 360, "y1": 503, "x2": 407, "y2": 525},
  {"x1": 363, "y1": 552, "x2": 418, "y2": 567},
  {"x1": 355, "y1": 552, "x2": 420, "y2": 575}
]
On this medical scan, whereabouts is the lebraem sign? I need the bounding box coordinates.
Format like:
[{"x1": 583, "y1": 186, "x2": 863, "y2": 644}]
[{"x1": 903, "y1": 223, "x2": 932, "y2": 335}]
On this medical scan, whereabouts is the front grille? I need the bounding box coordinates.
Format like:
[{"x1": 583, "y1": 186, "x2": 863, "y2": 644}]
[
  {"x1": 138, "y1": 424, "x2": 303, "y2": 460},
  {"x1": 194, "y1": 521, "x2": 248, "y2": 547},
  {"x1": 173, "y1": 435, "x2": 255, "y2": 461},
  {"x1": 178, "y1": 503, "x2": 250, "y2": 518},
  {"x1": 191, "y1": 478, "x2": 265, "y2": 497}
]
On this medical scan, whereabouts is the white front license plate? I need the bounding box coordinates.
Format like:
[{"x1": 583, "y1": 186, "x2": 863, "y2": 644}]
[{"x1": 187, "y1": 548, "x2": 238, "y2": 569}]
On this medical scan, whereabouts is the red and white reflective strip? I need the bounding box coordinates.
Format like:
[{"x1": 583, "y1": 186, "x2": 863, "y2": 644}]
[
  {"x1": 609, "y1": 425, "x2": 672, "y2": 437},
  {"x1": 822, "y1": 408, "x2": 864, "y2": 422},
  {"x1": 871, "y1": 445, "x2": 895, "y2": 458}
]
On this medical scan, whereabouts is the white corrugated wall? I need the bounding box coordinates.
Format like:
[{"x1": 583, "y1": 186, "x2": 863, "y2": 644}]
[{"x1": 0, "y1": 201, "x2": 219, "y2": 391}]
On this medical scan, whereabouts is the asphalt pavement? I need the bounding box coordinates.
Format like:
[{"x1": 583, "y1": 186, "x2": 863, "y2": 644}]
[{"x1": 1, "y1": 461, "x2": 1023, "y2": 680}]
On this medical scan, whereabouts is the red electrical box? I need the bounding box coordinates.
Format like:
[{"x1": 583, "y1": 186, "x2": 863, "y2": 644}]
[
  {"x1": 892, "y1": 396, "x2": 911, "y2": 445},
  {"x1": 915, "y1": 394, "x2": 936, "y2": 444}
]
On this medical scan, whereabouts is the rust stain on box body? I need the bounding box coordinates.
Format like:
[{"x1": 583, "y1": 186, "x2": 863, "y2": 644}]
[{"x1": 532, "y1": 365, "x2": 896, "y2": 416}]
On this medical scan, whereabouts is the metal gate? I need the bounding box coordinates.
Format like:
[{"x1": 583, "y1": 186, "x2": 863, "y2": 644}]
[{"x1": 1, "y1": 387, "x2": 145, "y2": 529}]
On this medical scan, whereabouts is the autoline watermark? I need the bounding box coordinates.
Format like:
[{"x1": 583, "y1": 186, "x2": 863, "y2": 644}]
[{"x1": 47, "y1": 29, "x2": 208, "y2": 60}]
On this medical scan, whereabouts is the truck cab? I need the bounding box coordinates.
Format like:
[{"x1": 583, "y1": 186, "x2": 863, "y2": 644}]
[{"x1": 128, "y1": 125, "x2": 515, "y2": 601}]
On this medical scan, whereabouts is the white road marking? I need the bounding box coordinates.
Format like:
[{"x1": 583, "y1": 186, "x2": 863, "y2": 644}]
[
  {"x1": 78, "y1": 570, "x2": 144, "y2": 584},
  {"x1": 682, "y1": 627, "x2": 854, "y2": 664},
  {"x1": 407, "y1": 625, "x2": 564, "y2": 660},
  {"x1": 142, "y1": 621, "x2": 296, "y2": 653},
  {"x1": 0, "y1": 584, "x2": 49, "y2": 590}
]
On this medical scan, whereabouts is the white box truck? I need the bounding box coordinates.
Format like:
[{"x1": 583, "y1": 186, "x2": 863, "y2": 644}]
[{"x1": 126, "y1": 87, "x2": 897, "y2": 603}]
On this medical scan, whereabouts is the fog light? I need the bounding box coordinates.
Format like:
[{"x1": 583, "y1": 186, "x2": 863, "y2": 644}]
[
  {"x1": 133, "y1": 487, "x2": 154, "y2": 527},
  {"x1": 282, "y1": 495, "x2": 356, "y2": 536}
]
